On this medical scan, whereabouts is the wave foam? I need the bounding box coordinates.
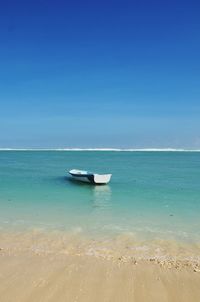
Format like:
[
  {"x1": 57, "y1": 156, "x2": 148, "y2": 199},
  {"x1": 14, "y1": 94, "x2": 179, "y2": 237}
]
[{"x1": 0, "y1": 148, "x2": 200, "y2": 152}]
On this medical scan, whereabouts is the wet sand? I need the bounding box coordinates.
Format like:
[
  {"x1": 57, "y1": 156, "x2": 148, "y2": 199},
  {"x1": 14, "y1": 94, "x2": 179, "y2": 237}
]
[{"x1": 0, "y1": 231, "x2": 200, "y2": 302}]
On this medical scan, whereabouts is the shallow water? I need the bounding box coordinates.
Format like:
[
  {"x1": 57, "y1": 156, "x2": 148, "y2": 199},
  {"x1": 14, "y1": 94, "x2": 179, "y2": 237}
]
[{"x1": 0, "y1": 151, "x2": 200, "y2": 244}]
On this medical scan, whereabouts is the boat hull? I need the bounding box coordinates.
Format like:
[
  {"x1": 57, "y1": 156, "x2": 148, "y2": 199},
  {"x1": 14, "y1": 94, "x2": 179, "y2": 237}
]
[
  {"x1": 68, "y1": 170, "x2": 111, "y2": 185},
  {"x1": 69, "y1": 173, "x2": 95, "y2": 183}
]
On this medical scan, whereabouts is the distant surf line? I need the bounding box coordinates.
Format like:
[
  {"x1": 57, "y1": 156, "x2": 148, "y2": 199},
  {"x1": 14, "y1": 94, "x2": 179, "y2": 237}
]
[{"x1": 0, "y1": 148, "x2": 200, "y2": 152}]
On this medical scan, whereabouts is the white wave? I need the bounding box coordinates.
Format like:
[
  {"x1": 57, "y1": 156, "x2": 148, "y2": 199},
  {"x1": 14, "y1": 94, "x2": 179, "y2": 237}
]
[{"x1": 0, "y1": 148, "x2": 200, "y2": 152}]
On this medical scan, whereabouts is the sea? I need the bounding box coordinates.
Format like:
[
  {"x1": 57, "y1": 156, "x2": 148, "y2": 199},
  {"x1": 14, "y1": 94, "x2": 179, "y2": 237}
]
[{"x1": 0, "y1": 150, "x2": 200, "y2": 247}]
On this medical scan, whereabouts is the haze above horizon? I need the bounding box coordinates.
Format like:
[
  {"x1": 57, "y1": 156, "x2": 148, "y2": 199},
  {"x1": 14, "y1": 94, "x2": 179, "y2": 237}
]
[{"x1": 0, "y1": 0, "x2": 200, "y2": 149}]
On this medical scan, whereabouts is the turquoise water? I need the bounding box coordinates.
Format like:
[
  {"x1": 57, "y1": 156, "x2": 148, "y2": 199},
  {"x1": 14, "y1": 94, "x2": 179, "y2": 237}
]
[{"x1": 0, "y1": 151, "x2": 200, "y2": 243}]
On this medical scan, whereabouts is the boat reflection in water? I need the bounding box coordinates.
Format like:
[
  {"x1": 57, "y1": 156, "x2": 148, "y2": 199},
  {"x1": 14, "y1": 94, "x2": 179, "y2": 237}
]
[
  {"x1": 92, "y1": 185, "x2": 112, "y2": 211},
  {"x1": 91, "y1": 186, "x2": 116, "y2": 236}
]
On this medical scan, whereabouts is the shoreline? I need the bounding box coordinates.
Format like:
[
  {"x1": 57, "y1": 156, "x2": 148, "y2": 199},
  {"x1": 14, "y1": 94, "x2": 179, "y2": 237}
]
[
  {"x1": 1, "y1": 231, "x2": 200, "y2": 301},
  {"x1": 1, "y1": 232, "x2": 200, "y2": 301},
  {"x1": 1, "y1": 229, "x2": 200, "y2": 271}
]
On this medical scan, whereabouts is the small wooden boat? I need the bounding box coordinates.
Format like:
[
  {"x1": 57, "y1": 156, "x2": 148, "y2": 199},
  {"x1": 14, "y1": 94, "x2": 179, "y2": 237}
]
[{"x1": 68, "y1": 169, "x2": 112, "y2": 185}]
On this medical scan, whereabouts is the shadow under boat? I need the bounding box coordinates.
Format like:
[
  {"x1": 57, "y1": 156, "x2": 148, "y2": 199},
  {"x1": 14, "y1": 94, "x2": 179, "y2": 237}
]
[{"x1": 67, "y1": 176, "x2": 96, "y2": 187}]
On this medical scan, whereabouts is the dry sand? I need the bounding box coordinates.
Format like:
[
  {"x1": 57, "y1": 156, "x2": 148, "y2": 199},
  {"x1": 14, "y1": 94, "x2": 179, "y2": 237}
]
[{"x1": 0, "y1": 231, "x2": 200, "y2": 302}]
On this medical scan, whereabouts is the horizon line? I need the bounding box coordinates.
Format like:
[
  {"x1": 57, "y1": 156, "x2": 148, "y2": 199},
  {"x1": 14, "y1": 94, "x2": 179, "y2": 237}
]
[{"x1": 0, "y1": 148, "x2": 200, "y2": 152}]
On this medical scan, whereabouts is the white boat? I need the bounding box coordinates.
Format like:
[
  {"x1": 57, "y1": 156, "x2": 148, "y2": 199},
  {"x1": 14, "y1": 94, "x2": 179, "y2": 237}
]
[{"x1": 68, "y1": 169, "x2": 112, "y2": 185}]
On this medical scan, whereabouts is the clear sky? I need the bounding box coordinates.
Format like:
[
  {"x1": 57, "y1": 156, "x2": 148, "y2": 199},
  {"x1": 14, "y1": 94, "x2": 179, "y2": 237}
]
[{"x1": 0, "y1": 0, "x2": 200, "y2": 148}]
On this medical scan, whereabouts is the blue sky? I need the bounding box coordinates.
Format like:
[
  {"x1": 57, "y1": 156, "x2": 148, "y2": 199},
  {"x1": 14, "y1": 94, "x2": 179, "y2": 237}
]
[{"x1": 0, "y1": 0, "x2": 200, "y2": 148}]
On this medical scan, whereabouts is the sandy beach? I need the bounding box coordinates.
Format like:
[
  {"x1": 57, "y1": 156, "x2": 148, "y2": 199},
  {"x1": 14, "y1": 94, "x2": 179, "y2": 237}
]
[{"x1": 0, "y1": 231, "x2": 200, "y2": 302}]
